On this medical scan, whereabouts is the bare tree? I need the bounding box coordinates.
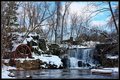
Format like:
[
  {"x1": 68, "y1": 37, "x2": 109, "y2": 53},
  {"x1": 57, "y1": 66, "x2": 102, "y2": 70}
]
[
  {"x1": 60, "y1": 2, "x2": 72, "y2": 43},
  {"x1": 20, "y1": 2, "x2": 55, "y2": 42}
]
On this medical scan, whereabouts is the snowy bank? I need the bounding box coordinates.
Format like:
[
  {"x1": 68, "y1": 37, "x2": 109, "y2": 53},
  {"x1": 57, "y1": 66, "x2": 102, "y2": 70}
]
[
  {"x1": 32, "y1": 53, "x2": 62, "y2": 68},
  {"x1": 2, "y1": 65, "x2": 16, "y2": 79}
]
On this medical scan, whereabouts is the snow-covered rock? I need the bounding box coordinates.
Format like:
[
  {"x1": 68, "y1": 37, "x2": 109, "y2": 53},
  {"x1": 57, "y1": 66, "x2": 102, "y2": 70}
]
[
  {"x1": 103, "y1": 67, "x2": 118, "y2": 73},
  {"x1": 26, "y1": 36, "x2": 33, "y2": 42},
  {"x1": 15, "y1": 58, "x2": 36, "y2": 63},
  {"x1": 2, "y1": 59, "x2": 10, "y2": 63},
  {"x1": 82, "y1": 41, "x2": 100, "y2": 48},
  {"x1": 33, "y1": 54, "x2": 63, "y2": 68},
  {"x1": 91, "y1": 67, "x2": 118, "y2": 73},
  {"x1": 106, "y1": 55, "x2": 119, "y2": 59},
  {"x1": 91, "y1": 69, "x2": 113, "y2": 73}
]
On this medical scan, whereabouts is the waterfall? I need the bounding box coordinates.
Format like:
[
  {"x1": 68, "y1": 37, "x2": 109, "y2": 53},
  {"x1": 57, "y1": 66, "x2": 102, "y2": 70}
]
[{"x1": 67, "y1": 48, "x2": 95, "y2": 68}]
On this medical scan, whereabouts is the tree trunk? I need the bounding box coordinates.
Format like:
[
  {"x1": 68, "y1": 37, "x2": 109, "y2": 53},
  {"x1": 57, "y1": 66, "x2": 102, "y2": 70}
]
[{"x1": 108, "y1": 2, "x2": 119, "y2": 35}]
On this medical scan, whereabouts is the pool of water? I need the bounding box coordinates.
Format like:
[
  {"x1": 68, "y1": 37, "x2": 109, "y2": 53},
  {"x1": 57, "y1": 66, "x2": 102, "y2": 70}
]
[{"x1": 12, "y1": 69, "x2": 119, "y2": 79}]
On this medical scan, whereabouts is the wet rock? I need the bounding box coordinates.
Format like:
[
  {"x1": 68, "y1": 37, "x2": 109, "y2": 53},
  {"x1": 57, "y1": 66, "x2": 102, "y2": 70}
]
[
  {"x1": 31, "y1": 35, "x2": 39, "y2": 40},
  {"x1": 48, "y1": 44, "x2": 63, "y2": 56},
  {"x1": 78, "y1": 61, "x2": 82, "y2": 67},
  {"x1": 38, "y1": 39, "x2": 47, "y2": 51},
  {"x1": 78, "y1": 61, "x2": 87, "y2": 67},
  {"x1": 94, "y1": 43, "x2": 119, "y2": 67},
  {"x1": 61, "y1": 56, "x2": 70, "y2": 68}
]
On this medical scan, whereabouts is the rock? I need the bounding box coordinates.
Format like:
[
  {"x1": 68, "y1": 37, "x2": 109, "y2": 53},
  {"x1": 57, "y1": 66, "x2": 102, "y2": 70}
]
[
  {"x1": 26, "y1": 75, "x2": 32, "y2": 79},
  {"x1": 95, "y1": 43, "x2": 119, "y2": 67},
  {"x1": 78, "y1": 61, "x2": 82, "y2": 67},
  {"x1": 78, "y1": 61, "x2": 86, "y2": 67},
  {"x1": 31, "y1": 35, "x2": 39, "y2": 40},
  {"x1": 61, "y1": 56, "x2": 70, "y2": 68},
  {"x1": 9, "y1": 58, "x2": 16, "y2": 66},
  {"x1": 38, "y1": 39, "x2": 47, "y2": 51},
  {"x1": 86, "y1": 63, "x2": 91, "y2": 67},
  {"x1": 16, "y1": 60, "x2": 21, "y2": 68},
  {"x1": 48, "y1": 44, "x2": 63, "y2": 56},
  {"x1": 8, "y1": 72, "x2": 15, "y2": 77}
]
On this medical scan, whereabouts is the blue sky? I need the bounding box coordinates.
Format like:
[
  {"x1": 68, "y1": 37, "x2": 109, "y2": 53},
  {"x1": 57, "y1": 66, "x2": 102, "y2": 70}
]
[{"x1": 17, "y1": 1, "x2": 118, "y2": 35}]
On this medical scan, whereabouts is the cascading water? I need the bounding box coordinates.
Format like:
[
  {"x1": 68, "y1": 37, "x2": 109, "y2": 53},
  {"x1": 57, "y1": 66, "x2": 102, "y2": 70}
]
[{"x1": 67, "y1": 48, "x2": 96, "y2": 68}]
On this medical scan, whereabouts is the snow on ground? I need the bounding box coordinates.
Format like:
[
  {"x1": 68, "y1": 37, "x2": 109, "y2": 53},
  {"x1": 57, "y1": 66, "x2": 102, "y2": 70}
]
[
  {"x1": 32, "y1": 53, "x2": 62, "y2": 68},
  {"x1": 2, "y1": 64, "x2": 16, "y2": 79}
]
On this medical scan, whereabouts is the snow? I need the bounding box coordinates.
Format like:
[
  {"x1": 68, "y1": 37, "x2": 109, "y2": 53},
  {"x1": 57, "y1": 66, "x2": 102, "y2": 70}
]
[
  {"x1": 82, "y1": 41, "x2": 100, "y2": 47},
  {"x1": 12, "y1": 43, "x2": 21, "y2": 51},
  {"x1": 60, "y1": 41, "x2": 100, "y2": 49},
  {"x1": 23, "y1": 39, "x2": 27, "y2": 44},
  {"x1": 28, "y1": 33, "x2": 38, "y2": 36},
  {"x1": 91, "y1": 69, "x2": 113, "y2": 73},
  {"x1": 103, "y1": 67, "x2": 118, "y2": 72},
  {"x1": 2, "y1": 69, "x2": 12, "y2": 79},
  {"x1": 7, "y1": 66, "x2": 16, "y2": 70},
  {"x1": 46, "y1": 45, "x2": 49, "y2": 51},
  {"x1": 15, "y1": 58, "x2": 36, "y2": 63},
  {"x1": 33, "y1": 54, "x2": 62, "y2": 68},
  {"x1": 2, "y1": 65, "x2": 16, "y2": 79},
  {"x1": 69, "y1": 45, "x2": 88, "y2": 49},
  {"x1": 91, "y1": 67, "x2": 119, "y2": 73},
  {"x1": 32, "y1": 46, "x2": 38, "y2": 49},
  {"x1": 26, "y1": 36, "x2": 33, "y2": 42},
  {"x1": 33, "y1": 39, "x2": 38, "y2": 43},
  {"x1": 38, "y1": 49, "x2": 44, "y2": 53},
  {"x1": 2, "y1": 59, "x2": 10, "y2": 63},
  {"x1": 106, "y1": 55, "x2": 119, "y2": 59}
]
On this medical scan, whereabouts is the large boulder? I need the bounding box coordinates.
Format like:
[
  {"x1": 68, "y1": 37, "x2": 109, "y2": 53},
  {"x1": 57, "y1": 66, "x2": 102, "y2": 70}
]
[
  {"x1": 38, "y1": 39, "x2": 47, "y2": 51},
  {"x1": 94, "y1": 43, "x2": 119, "y2": 67},
  {"x1": 48, "y1": 44, "x2": 62, "y2": 56},
  {"x1": 61, "y1": 56, "x2": 70, "y2": 68}
]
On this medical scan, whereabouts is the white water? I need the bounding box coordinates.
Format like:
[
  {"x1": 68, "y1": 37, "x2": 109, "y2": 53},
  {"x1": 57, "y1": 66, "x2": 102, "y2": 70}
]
[{"x1": 68, "y1": 48, "x2": 95, "y2": 68}]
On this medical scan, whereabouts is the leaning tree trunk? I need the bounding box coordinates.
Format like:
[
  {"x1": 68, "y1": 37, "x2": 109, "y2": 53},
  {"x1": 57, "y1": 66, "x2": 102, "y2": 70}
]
[{"x1": 108, "y1": 1, "x2": 119, "y2": 35}]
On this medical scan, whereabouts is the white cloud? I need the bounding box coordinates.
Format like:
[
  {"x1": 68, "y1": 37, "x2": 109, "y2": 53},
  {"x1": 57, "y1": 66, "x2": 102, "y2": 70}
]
[
  {"x1": 91, "y1": 20, "x2": 106, "y2": 27},
  {"x1": 70, "y1": 2, "x2": 98, "y2": 14}
]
